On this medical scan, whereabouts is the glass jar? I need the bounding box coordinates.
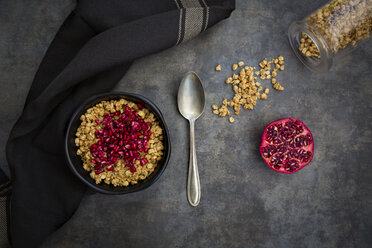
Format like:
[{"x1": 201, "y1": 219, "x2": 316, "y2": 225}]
[{"x1": 288, "y1": 0, "x2": 372, "y2": 73}]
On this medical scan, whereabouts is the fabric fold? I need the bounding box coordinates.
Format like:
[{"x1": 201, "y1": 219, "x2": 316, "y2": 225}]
[{"x1": 3, "y1": 0, "x2": 235, "y2": 247}]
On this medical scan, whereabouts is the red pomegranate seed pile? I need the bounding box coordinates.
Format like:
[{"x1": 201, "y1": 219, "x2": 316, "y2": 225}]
[{"x1": 90, "y1": 105, "x2": 152, "y2": 174}]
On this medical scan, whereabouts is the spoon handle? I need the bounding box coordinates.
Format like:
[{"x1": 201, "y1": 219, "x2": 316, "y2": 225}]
[{"x1": 187, "y1": 119, "x2": 201, "y2": 207}]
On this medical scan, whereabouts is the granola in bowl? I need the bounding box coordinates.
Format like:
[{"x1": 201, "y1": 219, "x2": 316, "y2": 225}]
[{"x1": 74, "y1": 98, "x2": 164, "y2": 187}]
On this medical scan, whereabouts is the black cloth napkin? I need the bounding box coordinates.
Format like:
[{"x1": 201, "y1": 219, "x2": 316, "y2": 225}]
[{"x1": 0, "y1": 0, "x2": 234, "y2": 247}]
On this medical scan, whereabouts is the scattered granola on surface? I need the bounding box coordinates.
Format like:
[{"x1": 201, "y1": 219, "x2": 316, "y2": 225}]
[
  {"x1": 215, "y1": 64, "x2": 222, "y2": 71},
  {"x1": 273, "y1": 82, "x2": 284, "y2": 91},
  {"x1": 212, "y1": 56, "x2": 286, "y2": 122},
  {"x1": 75, "y1": 99, "x2": 164, "y2": 187}
]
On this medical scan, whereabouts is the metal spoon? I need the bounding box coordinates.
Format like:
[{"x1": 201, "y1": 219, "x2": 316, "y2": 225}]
[{"x1": 177, "y1": 71, "x2": 205, "y2": 207}]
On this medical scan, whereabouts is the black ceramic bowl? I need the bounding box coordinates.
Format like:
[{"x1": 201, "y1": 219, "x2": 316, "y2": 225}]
[{"x1": 65, "y1": 92, "x2": 171, "y2": 194}]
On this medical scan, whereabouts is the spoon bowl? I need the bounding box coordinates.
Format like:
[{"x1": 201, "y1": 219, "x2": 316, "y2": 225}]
[{"x1": 178, "y1": 72, "x2": 205, "y2": 121}]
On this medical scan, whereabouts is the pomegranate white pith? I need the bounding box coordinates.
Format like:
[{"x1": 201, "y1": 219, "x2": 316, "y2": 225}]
[{"x1": 260, "y1": 118, "x2": 314, "y2": 174}]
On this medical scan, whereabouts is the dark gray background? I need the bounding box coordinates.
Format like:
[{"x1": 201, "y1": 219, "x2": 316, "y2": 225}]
[{"x1": 0, "y1": 0, "x2": 371, "y2": 247}]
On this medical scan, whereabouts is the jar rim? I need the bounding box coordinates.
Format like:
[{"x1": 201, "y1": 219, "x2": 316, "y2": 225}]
[{"x1": 288, "y1": 21, "x2": 333, "y2": 73}]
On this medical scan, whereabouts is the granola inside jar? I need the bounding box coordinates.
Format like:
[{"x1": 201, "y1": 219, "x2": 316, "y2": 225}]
[{"x1": 288, "y1": 0, "x2": 372, "y2": 73}]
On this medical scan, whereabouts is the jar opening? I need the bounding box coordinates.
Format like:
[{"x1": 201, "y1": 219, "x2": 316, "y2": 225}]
[{"x1": 288, "y1": 21, "x2": 333, "y2": 73}]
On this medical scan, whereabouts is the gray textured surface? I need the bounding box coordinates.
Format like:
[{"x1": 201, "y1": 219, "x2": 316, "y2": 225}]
[{"x1": 1, "y1": 0, "x2": 371, "y2": 247}]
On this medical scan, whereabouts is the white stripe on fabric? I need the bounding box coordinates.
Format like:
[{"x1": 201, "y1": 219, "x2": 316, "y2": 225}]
[
  {"x1": 173, "y1": 0, "x2": 181, "y2": 9},
  {"x1": 176, "y1": 8, "x2": 183, "y2": 45},
  {"x1": 180, "y1": 0, "x2": 201, "y2": 8},
  {"x1": 204, "y1": 7, "x2": 209, "y2": 31},
  {"x1": 183, "y1": 7, "x2": 204, "y2": 43}
]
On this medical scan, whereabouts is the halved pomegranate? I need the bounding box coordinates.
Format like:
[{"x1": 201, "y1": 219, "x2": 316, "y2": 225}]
[{"x1": 260, "y1": 118, "x2": 314, "y2": 174}]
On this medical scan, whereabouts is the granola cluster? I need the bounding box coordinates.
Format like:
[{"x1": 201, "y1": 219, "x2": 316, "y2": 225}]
[
  {"x1": 213, "y1": 56, "x2": 285, "y2": 123},
  {"x1": 299, "y1": 33, "x2": 321, "y2": 58},
  {"x1": 299, "y1": 0, "x2": 372, "y2": 57},
  {"x1": 75, "y1": 99, "x2": 164, "y2": 187}
]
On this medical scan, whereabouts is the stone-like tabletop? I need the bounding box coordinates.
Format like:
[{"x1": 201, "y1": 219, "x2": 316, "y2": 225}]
[{"x1": 0, "y1": 0, "x2": 371, "y2": 247}]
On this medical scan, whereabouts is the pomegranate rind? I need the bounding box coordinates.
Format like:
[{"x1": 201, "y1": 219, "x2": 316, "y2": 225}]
[{"x1": 259, "y1": 117, "x2": 314, "y2": 174}]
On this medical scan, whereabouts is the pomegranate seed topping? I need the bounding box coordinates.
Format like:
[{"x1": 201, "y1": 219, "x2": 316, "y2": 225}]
[{"x1": 90, "y1": 104, "x2": 152, "y2": 173}]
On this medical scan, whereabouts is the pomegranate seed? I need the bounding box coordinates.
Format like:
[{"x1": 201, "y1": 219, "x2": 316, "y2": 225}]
[
  {"x1": 140, "y1": 158, "x2": 148, "y2": 166},
  {"x1": 89, "y1": 104, "x2": 153, "y2": 173},
  {"x1": 259, "y1": 118, "x2": 314, "y2": 174}
]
